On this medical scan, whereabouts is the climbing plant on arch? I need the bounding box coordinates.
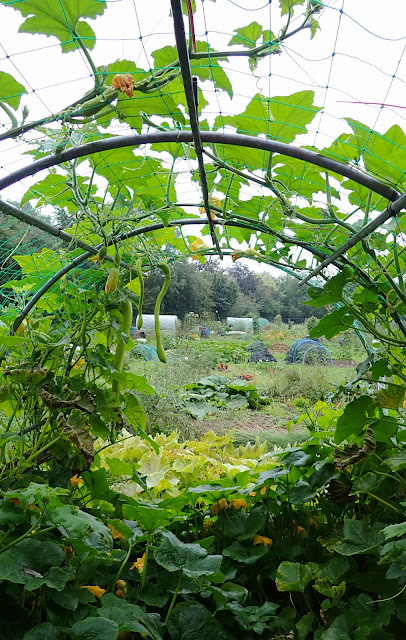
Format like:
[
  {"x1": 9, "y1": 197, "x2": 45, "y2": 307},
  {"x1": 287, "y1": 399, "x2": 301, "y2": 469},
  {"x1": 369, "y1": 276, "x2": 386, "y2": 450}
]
[
  {"x1": 0, "y1": 0, "x2": 404, "y2": 370},
  {"x1": 1, "y1": 2, "x2": 406, "y2": 638}
]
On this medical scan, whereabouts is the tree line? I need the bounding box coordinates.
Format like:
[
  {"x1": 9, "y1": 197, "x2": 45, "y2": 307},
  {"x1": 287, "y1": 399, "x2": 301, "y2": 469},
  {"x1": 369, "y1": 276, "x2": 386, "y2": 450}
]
[{"x1": 142, "y1": 260, "x2": 326, "y2": 323}]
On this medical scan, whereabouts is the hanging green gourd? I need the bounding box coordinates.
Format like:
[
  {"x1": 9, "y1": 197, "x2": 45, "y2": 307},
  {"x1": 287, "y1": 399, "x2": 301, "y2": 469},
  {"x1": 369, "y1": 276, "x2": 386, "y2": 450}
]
[
  {"x1": 136, "y1": 257, "x2": 144, "y2": 330},
  {"x1": 155, "y1": 264, "x2": 171, "y2": 363},
  {"x1": 111, "y1": 300, "x2": 133, "y2": 400}
]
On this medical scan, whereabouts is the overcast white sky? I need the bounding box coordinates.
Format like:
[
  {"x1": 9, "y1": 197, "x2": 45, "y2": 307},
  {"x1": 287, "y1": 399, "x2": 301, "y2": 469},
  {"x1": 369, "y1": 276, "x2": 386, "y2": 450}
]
[{"x1": 1, "y1": 0, "x2": 406, "y2": 273}]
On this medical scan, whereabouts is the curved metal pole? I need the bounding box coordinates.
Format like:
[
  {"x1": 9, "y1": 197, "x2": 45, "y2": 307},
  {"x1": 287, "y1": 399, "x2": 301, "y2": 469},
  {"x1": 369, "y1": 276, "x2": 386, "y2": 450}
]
[
  {"x1": 0, "y1": 131, "x2": 399, "y2": 202},
  {"x1": 12, "y1": 250, "x2": 93, "y2": 333},
  {"x1": 0, "y1": 198, "x2": 132, "y2": 270},
  {"x1": 299, "y1": 191, "x2": 406, "y2": 286},
  {"x1": 12, "y1": 216, "x2": 346, "y2": 333}
]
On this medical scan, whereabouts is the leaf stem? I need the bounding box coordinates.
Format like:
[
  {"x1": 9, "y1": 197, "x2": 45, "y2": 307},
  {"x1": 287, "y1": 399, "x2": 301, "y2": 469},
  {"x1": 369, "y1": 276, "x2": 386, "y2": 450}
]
[
  {"x1": 0, "y1": 100, "x2": 18, "y2": 128},
  {"x1": 140, "y1": 535, "x2": 150, "y2": 588},
  {"x1": 165, "y1": 571, "x2": 182, "y2": 625},
  {"x1": 112, "y1": 541, "x2": 135, "y2": 589},
  {"x1": 365, "y1": 491, "x2": 404, "y2": 515}
]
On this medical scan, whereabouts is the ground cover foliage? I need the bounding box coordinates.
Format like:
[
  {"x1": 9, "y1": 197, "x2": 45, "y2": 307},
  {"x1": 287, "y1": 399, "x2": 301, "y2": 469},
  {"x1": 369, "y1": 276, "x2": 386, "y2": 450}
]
[{"x1": 1, "y1": 0, "x2": 406, "y2": 637}]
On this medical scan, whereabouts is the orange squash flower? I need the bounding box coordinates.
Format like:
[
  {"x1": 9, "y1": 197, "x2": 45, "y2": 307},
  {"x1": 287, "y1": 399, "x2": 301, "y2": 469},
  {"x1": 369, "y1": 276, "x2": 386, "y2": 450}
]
[
  {"x1": 210, "y1": 498, "x2": 229, "y2": 514},
  {"x1": 252, "y1": 534, "x2": 273, "y2": 547},
  {"x1": 130, "y1": 553, "x2": 145, "y2": 574},
  {"x1": 70, "y1": 475, "x2": 84, "y2": 487},
  {"x1": 81, "y1": 585, "x2": 105, "y2": 598},
  {"x1": 229, "y1": 498, "x2": 248, "y2": 511}
]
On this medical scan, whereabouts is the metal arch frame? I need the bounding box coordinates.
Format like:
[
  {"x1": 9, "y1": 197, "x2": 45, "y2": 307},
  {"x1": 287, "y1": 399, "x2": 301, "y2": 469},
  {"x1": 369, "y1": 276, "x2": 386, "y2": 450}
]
[
  {"x1": 0, "y1": 130, "x2": 400, "y2": 200},
  {"x1": 11, "y1": 215, "x2": 347, "y2": 333},
  {"x1": 1, "y1": 131, "x2": 405, "y2": 334},
  {"x1": 1, "y1": 129, "x2": 405, "y2": 277}
]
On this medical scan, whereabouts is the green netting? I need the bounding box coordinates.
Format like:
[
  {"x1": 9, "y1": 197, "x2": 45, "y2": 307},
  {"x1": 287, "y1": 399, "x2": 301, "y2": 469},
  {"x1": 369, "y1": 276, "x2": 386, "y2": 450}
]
[{"x1": 0, "y1": 0, "x2": 405, "y2": 349}]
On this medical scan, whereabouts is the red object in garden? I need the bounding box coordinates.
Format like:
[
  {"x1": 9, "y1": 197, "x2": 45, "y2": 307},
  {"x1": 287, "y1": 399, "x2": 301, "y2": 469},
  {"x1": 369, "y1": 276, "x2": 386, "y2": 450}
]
[
  {"x1": 218, "y1": 363, "x2": 228, "y2": 371},
  {"x1": 239, "y1": 374, "x2": 253, "y2": 380}
]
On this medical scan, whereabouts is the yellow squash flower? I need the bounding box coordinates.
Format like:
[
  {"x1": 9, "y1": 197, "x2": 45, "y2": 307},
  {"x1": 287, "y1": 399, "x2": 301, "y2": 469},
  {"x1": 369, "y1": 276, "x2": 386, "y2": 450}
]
[
  {"x1": 107, "y1": 522, "x2": 124, "y2": 539},
  {"x1": 252, "y1": 534, "x2": 273, "y2": 547},
  {"x1": 309, "y1": 515, "x2": 322, "y2": 529},
  {"x1": 297, "y1": 526, "x2": 308, "y2": 537},
  {"x1": 130, "y1": 553, "x2": 145, "y2": 574},
  {"x1": 204, "y1": 519, "x2": 214, "y2": 530},
  {"x1": 229, "y1": 498, "x2": 248, "y2": 511},
  {"x1": 210, "y1": 498, "x2": 229, "y2": 514},
  {"x1": 189, "y1": 237, "x2": 210, "y2": 258},
  {"x1": 73, "y1": 358, "x2": 85, "y2": 370},
  {"x1": 189, "y1": 238, "x2": 203, "y2": 252},
  {"x1": 70, "y1": 474, "x2": 84, "y2": 487},
  {"x1": 81, "y1": 585, "x2": 105, "y2": 598}
]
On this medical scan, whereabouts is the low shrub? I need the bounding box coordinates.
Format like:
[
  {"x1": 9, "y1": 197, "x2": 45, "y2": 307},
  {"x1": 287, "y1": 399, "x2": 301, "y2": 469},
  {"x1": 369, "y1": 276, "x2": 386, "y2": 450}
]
[{"x1": 181, "y1": 375, "x2": 270, "y2": 419}]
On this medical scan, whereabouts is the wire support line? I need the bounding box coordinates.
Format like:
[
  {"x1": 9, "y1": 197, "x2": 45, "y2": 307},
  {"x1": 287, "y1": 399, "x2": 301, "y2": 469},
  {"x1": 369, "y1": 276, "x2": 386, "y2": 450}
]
[
  {"x1": 0, "y1": 130, "x2": 399, "y2": 203},
  {"x1": 170, "y1": 0, "x2": 222, "y2": 257},
  {"x1": 299, "y1": 190, "x2": 406, "y2": 287}
]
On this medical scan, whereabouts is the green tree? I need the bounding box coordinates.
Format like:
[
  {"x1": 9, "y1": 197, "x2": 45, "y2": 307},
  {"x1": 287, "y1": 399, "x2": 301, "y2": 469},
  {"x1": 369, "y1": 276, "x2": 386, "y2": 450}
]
[
  {"x1": 209, "y1": 271, "x2": 239, "y2": 320},
  {"x1": 142, "y1": 261, "x2": 213, "y2": 320},
  {"x1": 228, "y1": 263, "x2": 259, "y2": 296},
  {"x1": 255, "y1": 273, "x2": 281, "y2": 319},
  {"x1": 229, "y1": 291, "x2": 259, "y2": 318},
  {"x1": 277, "y1": 275, "x2": 325, "y2": 322}
]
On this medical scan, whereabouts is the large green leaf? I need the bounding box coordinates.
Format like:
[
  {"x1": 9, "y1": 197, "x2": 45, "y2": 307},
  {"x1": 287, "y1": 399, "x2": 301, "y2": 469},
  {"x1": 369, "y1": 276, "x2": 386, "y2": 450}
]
[
  {"x1": 99, "y1": 593, "x2": 160, "y2": 637},
  {"x1": 0, "y1": 71, "x2": 27, "y2": 110},
  {"x1": 223, "y1": 504, "x2": 267, "y2": 540},
  {"x1": 310, "y1": 306, "x2": 355, "y2": 340},
  {"x1": 334, "y1": 395, "x2": 376, "y2": 444},
  {"x1": 71, "y1": 617, "x2": 118, "y2": 640},
  {"x1": 272, "y1": 158, "x2": 338, "y2": 200},
  {"x1": 216, "y1": 91, "x2": 320, "y2": 142},
  {"x1": 228, "y1": 22, "x2": 263, "y2": 48},
  {"x1": 0, "y1": 335, "x2": 31, "y2": 347},
  {"x1": 22, "y1": 623, "x2": 60, "y2": 640},
  {"x1": 152, "y1": 42, "x2": 232, "y2": 96},
  {"x1": 167, "y1": 602, "x2": 226, "y2": 640},
  {"x1": 50, "y1": 505, "x2": 112, "y2": 548},
  {"x1": 382, "y1": 522, "x2": 406, "y2": 541},
  {"x1": 349, "y1": 121, "x2": 406, "y2": 186},
  {"x1": 154, "y1": 531, "x2": 222, "y2": 578},
  {"x1": 279, "y1": 0, "x2": 306, "y2": 15},
  {"x1": 0, "y1": 539, "x2": 70, "y2": 591},
  {"x1": 20, "y1": 173, "x2": 86, "y2": 211},
  {"x1": 222, "y1": 540, "x2": 269, "y2": 564},
  {"x1": 276, "y1": 561, "x2": 319, "y2": 592},
  {"x1": 332, "y1": 520, "x2": 384, "y2": 556},
  {"x1": 306, "y1": 267, "x2": 354, "y2": 308},
  {"x1": 117, "y1": 92, "x2": 185, "y2": 133},
  {"x1": 123, "y1": 502, "x2": 172, "y2": 534},
  {"x1": 3, "y1": 0, "x2": 106, "y2": 53},
  {"x1": 386, "y1": 451, "x2": 406, "y2": 471}
]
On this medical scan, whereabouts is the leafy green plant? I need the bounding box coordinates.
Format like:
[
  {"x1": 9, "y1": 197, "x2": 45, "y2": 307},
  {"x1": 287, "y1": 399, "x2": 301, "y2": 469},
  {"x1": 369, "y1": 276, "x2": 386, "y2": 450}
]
[
  {"x1": 1, "y1": 395, "x2": 406, "y2": 638},
  {"x1": 182, "y1": 340, "x2": 249, "y2": 366},
  {"x1": 97, "y1": 429, "x2": 267, "y2": 498},
  {"x1": 181, "y1": 375, "x2": 270, "y2": 419}
]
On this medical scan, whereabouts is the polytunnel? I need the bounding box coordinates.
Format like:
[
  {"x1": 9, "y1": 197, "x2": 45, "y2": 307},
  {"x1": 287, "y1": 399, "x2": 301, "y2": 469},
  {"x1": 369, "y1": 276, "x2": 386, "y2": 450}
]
[
  {"x1": 135, "y1": 314, "x2": 180, "y2": 335},
  {"x1": 227, "y1": 317, "x2": 254, "y2": 333}
]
